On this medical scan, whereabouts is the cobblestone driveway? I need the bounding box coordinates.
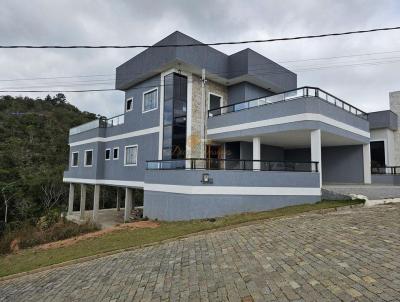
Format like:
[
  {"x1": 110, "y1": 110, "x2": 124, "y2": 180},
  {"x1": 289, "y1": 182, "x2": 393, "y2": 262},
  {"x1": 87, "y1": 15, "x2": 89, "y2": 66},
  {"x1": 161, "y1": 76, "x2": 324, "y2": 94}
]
[{"x1": 1, "y1": 205, "x2": 400, "y2": 302}]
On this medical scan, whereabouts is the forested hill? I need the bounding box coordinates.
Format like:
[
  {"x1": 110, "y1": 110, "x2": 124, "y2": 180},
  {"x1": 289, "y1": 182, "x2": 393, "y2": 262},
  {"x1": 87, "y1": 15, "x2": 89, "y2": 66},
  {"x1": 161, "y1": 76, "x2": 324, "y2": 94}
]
[{"x1": 0, "y1": 94, "x2": 98, "y2": 224}]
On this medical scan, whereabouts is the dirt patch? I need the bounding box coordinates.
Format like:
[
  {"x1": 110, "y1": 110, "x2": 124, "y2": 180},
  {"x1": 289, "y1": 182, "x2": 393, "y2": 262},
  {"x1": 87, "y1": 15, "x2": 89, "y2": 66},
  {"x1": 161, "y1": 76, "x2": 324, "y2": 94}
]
[{"x1": 34, "y1": 221, "x2": 160, "y2": 251}]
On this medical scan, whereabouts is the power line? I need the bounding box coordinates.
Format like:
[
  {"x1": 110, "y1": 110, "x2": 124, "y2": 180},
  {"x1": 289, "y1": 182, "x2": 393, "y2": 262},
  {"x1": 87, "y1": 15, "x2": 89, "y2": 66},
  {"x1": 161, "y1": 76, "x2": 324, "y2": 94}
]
[
  {"x1": 2, "y1": 48, "x2": 400, "y2": 84},
  {"x1": 1, "y1": 26, "x2": 400, "y2": 49}
]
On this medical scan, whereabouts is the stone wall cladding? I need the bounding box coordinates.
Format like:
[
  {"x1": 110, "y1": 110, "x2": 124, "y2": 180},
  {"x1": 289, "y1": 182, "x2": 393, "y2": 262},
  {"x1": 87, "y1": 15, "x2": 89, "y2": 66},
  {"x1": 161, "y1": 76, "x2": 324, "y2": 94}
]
[
  {"x1": 390, "y1": 91, "x2": 400, "y2": 165},
  {"x1": 189, "y1": 75, "x2": 228, "y2": 158}
]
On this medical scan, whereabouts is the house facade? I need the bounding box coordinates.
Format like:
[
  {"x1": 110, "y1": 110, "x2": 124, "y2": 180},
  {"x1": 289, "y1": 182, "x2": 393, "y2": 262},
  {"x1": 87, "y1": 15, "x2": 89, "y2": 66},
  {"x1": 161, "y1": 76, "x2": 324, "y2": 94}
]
[{"x1": 63, "y1": 31, "x2": 400, "y2": 221}]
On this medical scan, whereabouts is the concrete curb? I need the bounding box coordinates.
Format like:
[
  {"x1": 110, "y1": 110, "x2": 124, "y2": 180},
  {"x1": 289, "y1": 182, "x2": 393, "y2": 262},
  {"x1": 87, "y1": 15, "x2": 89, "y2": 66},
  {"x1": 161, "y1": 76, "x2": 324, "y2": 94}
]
[
  {"x1": 365, "y1": 198, "x2": 400, "y2": 207},
  {"x1": 0, "y1": 203, "x2": 364, "y2": 283}
]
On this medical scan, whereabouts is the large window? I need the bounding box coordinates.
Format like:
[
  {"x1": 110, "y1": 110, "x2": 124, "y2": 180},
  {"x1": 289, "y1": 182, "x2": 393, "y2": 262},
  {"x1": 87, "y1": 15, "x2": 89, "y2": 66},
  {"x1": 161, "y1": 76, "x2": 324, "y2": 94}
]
[
  {"x1": 125, "y1": 145, "x2": 138, "y2": 166},
  {"x1": 71, "y1": 152, "x2": 79, "y2": 167},
  {"x1": 162, "y1": 73, "x2": 187, "y2": 160},
  {"x1": 84, "y1": 150, "x2": 93, "y2": 167},
  {"x1": 142, "y1": 88, "x2": 158, "y2": 113}
]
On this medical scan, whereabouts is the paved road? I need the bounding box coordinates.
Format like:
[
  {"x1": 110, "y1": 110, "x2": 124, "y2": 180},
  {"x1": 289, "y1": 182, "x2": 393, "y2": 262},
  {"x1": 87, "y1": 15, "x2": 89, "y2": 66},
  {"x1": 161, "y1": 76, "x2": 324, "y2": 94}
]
[{"x1": 1, "y1": 205, "x2": 400, "y2": 302}]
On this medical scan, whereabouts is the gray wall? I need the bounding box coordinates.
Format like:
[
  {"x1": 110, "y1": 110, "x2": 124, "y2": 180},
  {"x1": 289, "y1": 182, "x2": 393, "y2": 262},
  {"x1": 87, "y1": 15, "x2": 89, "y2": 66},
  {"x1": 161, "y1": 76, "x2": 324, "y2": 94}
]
[
  {"x1": 116, "y1": 31, "x2": 296, "y2": 93},
  {"x1": 372, "y1": 174, "x2": 400, "y2": 185},
  {"x1": 322, "y1": 145, "x2": 364, "y2": 184},
  {"x1": 284, "y1": 146, "x2": 365, "y2": 184},
  {"x1": 143, "y1": 169, "x2": 320, "y2": 220},
  {"x1": 368, "y1": 110, "x2": 398, "y2": 130},
  {"x1": 227, "y1": 82, "x2": 274, "y2": 105}
]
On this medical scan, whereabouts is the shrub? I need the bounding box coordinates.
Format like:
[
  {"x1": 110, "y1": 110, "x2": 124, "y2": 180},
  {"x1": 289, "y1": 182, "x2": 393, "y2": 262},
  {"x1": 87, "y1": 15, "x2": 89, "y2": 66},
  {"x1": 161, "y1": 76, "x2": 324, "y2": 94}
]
[{"x1": 0, "y1": 220, "x2": 99, "y2": 254}]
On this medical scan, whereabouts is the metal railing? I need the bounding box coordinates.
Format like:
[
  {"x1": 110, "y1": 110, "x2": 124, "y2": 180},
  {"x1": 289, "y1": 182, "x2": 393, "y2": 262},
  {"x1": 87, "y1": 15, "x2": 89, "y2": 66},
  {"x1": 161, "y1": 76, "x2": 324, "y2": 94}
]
[
  {"x1": 371, "y1": 166, "x2": 400, "y2": 175},
  {"x1": 147, "y1": 158, "x2": 319, "y2": 172},
  {"x1": 208, "y1": 86, "x2": 368, "y2": 120},
  {"x1": 70, "y1": 113, "x2": 125, "y2": 135},
  {"x1": 100, "y1": 113, "x2": 125, "y2": 128}
]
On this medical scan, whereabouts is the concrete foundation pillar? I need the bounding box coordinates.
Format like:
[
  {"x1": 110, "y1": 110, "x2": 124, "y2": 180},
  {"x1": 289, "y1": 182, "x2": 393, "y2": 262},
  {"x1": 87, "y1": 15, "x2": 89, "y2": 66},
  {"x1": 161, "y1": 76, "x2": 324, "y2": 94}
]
[
  {"x1": 68, "y1": 183, "x2": 75, "y2": 215},
  {"x1": 363, "y1": 143, "x2": 372, "y2": 184},
  {"x1": 80, "y1": 184, "x2": 87, "y2": 220},
  {"x1": 253, "y1": 137, "x2": 261, "y2": 171},
  {"x1": 124, "y1": 187, "x2": 133, "y2": 222},
  {"x1": 311, "y1": 129, "x2": 322, "y2": 187},
  {"x1": 93, "y1": 184, "x2": 100, "y2": 222},
  {"x1": 116, "y1": 188, "x2": 120, "y2": 211}
]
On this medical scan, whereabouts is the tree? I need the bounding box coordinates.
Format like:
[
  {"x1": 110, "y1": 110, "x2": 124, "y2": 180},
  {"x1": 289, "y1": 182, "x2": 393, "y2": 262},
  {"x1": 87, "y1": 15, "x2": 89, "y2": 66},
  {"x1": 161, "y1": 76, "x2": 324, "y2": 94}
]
[
  {"x1": 1, "y1": 182, "x2": 17, "y2": 223},
  {"x1": 40, "y1": 180, "x2": 66, "y2": 213}
]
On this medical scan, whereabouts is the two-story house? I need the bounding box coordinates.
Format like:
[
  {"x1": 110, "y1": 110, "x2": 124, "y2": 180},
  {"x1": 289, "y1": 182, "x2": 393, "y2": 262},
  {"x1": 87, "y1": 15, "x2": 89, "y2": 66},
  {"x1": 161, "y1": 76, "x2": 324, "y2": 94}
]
[{"x1": 63, "y1": 31, "x2": 400, "y2": 221}]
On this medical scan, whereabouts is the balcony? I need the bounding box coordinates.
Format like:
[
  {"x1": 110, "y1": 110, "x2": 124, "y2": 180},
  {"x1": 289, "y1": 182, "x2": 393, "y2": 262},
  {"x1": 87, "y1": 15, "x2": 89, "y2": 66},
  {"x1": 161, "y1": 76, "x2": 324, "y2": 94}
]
[
  {"x1": 147, "y1": 158, "x2": 319, "y2": 172},
  {"x1": 208, "y1": 86, "x2": 368, "y2": 120},
  {"x1": 69, "y1": 113, "x2": 125, "y2": 136}
]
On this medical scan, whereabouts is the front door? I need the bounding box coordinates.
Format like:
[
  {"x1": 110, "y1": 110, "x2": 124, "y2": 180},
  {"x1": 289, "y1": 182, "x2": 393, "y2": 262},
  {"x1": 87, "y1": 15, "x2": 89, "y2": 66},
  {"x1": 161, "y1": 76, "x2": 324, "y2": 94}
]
[{"x1": 206, "y1": 145, "x2": 222, "y2": 169}]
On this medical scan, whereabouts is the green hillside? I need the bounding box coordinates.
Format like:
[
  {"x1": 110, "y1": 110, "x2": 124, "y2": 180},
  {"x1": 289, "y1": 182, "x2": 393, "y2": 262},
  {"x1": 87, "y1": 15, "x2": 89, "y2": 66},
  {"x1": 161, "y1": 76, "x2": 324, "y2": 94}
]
[{"x1": 0, "y1": 94, "x2": 97, "y2": 228}]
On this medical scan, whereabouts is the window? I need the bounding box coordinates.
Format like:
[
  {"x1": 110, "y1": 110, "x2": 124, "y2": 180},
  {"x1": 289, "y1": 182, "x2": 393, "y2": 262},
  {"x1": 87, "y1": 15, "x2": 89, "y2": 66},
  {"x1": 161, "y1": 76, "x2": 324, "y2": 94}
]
[
  {"x1": 126, "y1": 98, "x2": 133, "y2": 112},
  {"x1": 208, "y1": 93, "x2": 222, "y2": 116},
  {"x1": 105, "y1": 149, "x2": 111, "y2": 160},
  {"x1": 125, "y1": 145, "x2": 138, "y2": 166},
  {"x1": 71, "y1": 152, "x2": 79, "y2": 167},
  {"x1": 113, "y1": 147, "x2": 119, "y2": 160},
  {"x1": 162, "y1": 73, "x2": 187, "y2": 160},
  {"x1": 84, "y1": 150, "x2": 93, "y2": 167},
  {"x1": 142, "y1": 88, "x2": 158, "y2": 113}
]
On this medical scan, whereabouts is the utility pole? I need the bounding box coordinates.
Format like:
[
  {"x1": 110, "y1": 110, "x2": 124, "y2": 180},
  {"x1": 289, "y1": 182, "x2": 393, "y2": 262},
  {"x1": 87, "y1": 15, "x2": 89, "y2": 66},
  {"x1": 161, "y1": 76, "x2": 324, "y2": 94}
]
[{"x1": 201, "y1": 68, "x2": 207, "y2": 159}]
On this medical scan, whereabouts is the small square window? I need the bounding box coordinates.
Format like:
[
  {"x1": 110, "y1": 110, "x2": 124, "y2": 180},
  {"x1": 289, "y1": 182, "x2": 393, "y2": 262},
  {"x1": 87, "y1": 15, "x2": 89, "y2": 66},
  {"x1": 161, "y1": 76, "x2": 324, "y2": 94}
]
[
  {"x1": 125, "y1": 145, "x2": 138, "y2": 166},
  {"x1": 72, "y1": 152, "x2": 79, "y2": 167},
  {"x1": 113, "y1": 147, "x2": 119, "y2": 160},
  {"x1": 84, "y1": 150, "x2": 93, "y2": 167},
  {"x1": 126, "y1": 98, "x2": 133, "y2": 112},
  {"x1": 105, "y1": 149, "x2": 111, "y2": 160}
]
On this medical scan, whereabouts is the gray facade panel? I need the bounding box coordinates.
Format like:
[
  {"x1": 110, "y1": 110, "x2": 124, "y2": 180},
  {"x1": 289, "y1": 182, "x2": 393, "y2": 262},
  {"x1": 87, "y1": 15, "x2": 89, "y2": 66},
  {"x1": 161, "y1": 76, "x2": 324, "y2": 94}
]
[
  {"x1": 284, "y1": 146, "x2": 365, "y2": 184},
  {"x1": 209, "y1": 120, "x2": 369, "y2": 144},
  {"x1": 144, "y1": 170, "x2": 320, "y2": 188},
  {"x1": 372, "y1": 174, "x2": 400, "y2": 185},
  {"x1": 227, "y1": 82, "x2": 273, "y2": 105},
  {"x1": 65, "y1": 133, "x2": 159, "y2": 182},
  {"x1": 143, "y1": 192, "x2": 320, "y2": 221},
  {"x1": 368, "y1": 110, "x2": 398, "y2": 130},
  {"x1": 322, "y1": 145, "x2": 364, "y2": 184},
  {"x1": 208, "y1": 97, "x2": 369, "y2": 133}
]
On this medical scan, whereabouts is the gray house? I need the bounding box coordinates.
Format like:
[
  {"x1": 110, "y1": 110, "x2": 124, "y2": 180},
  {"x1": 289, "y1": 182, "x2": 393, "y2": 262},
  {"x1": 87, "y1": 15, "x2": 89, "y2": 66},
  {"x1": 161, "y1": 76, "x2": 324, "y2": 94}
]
[{"x1": 63, "y1": 31, "x2": 400, "y2": 221}]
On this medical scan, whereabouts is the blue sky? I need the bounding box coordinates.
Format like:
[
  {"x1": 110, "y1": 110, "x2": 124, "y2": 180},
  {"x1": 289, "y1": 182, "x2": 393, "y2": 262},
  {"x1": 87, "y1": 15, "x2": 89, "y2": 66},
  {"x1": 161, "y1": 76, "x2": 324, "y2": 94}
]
[{"x1": 0, "y1": 0, "x2": 400, "y2": 116}]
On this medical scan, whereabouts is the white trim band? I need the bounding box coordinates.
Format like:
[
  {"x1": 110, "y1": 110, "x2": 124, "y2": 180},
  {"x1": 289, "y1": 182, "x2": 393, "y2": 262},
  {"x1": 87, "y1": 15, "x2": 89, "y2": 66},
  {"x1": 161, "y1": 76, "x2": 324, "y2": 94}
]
[
  {"x1": 207, "y1": 113, "x2": 370, "y2": 138},
  {"x1": 63, "y1": 178, "x2": 144, "y2": 188},
  {"x1": 69, "y1": 126, "x2": 160, "y2": 146},
  {"x1": 144, "y1": 183, "x2": 321, "y2": 196}
]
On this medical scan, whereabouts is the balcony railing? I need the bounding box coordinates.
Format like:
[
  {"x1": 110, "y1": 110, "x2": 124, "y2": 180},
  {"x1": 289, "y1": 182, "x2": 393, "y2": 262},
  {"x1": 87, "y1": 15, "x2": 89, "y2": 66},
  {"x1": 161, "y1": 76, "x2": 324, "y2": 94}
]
[
  {"x1": 208, "y1": 86, "x2": 368, "y2": 120},
  {"x1": 69, "y1": 113, "x2": 125, "y2": 135},
  {"x1": 147, "y1": 158, "x2": 319, "y2": 172},
  {"x1": 371, "y1": 166, "x2": 400, "y2": 175}
]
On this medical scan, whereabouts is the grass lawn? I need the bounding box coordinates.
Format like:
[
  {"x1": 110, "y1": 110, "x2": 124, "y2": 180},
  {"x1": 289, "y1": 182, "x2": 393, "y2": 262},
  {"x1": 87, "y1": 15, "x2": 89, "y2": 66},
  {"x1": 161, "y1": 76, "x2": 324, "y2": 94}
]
[{"x1": 0, "y1": 200, "x2": 363, "y2": 278}]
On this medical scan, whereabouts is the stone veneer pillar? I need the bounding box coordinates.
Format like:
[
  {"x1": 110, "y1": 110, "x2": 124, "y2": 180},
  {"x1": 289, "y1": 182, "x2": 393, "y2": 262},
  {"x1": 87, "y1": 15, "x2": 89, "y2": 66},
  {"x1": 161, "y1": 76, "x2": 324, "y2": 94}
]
[{"x1": 390, "y1": 91, "x2": 400, "y2": 165}]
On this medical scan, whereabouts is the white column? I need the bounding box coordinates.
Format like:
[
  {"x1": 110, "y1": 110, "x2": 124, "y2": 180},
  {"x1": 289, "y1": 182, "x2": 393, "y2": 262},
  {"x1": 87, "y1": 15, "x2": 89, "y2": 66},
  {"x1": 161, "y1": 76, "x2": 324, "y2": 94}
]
[
  {"x1": 363, "y1": 143, "x2": 372, "y2": 184},
  {"x1": 68, "y1": 183, "x2": 75, "y2": 215},
  {"x1": 311, "y1": 129, "x2": 322, "y2": 187},
  {"x1": 92, "y1": 184, "x2": 100, "y2": 222},
  {"x1": 80, "y1": 184, "x2": 87, "y2": 220},
  {"x1": 253, "y1": 137, "x2": 261, "y2": 171},
  {"x1": 116, "y1": 188, "x2": 120, "y2": 211},
  {"x1": 124, "y1": 187, "x2": 133, "y2": 222}
]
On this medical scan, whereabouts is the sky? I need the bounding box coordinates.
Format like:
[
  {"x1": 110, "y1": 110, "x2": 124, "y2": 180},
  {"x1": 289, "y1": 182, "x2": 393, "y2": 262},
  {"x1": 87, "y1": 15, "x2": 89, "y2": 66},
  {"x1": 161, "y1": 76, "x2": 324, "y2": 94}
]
[{"x1": 0, "y1": 0, "x2": 400, "y2": 117}]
